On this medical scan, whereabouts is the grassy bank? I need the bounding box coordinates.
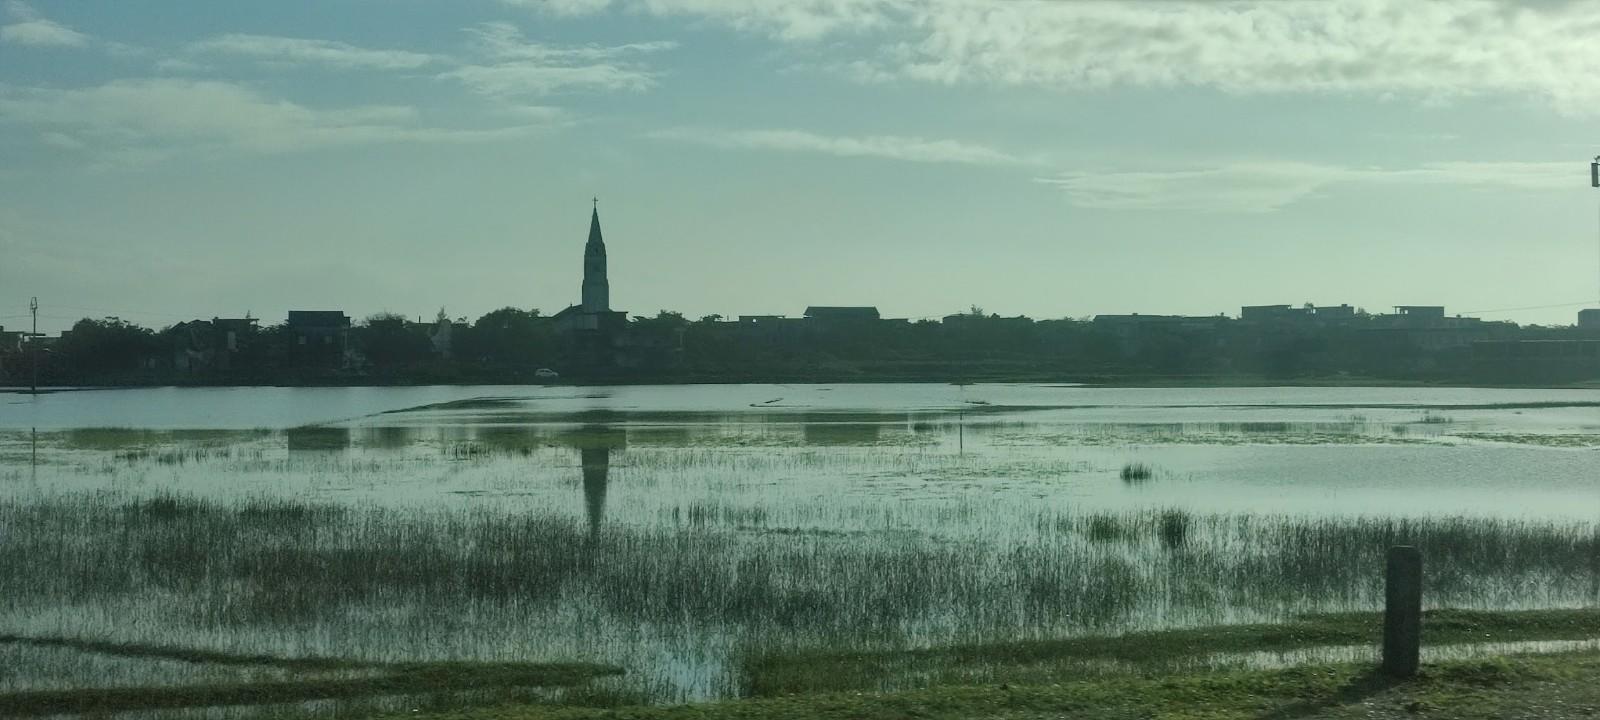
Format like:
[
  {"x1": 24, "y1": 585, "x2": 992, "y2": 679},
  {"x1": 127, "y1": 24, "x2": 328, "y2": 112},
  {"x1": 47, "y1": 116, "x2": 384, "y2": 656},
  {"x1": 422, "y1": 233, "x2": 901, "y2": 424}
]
[
  {"x1": 398, "y1": 649, "x2": 1600, "y2": 720},
  {"x1": 8, "y1": 373, "x2": 1600, "y2": 390},
  {"x1": 2, "y1": 609, "x2": 1597, "y2": 718},
  {"x1": 739, "y1": 608, "x2": 1600, "y2": 696}
]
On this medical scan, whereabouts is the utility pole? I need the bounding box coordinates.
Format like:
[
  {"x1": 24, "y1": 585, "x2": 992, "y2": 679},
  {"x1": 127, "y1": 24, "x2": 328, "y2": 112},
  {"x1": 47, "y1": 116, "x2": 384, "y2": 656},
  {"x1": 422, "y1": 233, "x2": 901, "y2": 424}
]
[{"x1": 29, "y1": 297, "x2": 38, "y2": 395}]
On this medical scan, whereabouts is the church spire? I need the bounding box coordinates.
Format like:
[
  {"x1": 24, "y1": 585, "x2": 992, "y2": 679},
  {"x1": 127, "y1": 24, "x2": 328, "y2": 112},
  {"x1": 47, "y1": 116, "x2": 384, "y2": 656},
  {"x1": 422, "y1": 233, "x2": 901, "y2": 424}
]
[
  {"x1": 588, "y1": 199, "x2": 604, "y2": 246},
  {"x1": 581, "y1": 199, "x2": 610, "y2": 313}
]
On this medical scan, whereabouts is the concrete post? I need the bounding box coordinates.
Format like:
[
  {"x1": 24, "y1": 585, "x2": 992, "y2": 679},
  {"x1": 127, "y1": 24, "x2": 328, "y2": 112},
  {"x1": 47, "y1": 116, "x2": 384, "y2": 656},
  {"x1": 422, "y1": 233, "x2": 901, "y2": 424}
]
[{"x1": 1383, "y1": 545, "x2": 1423, "y2": 677}]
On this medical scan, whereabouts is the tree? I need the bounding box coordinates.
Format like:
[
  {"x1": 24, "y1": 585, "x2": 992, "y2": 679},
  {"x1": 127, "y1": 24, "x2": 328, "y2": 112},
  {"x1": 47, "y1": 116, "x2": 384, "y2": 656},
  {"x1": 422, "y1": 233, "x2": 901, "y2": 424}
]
[
  {"x1": 57, "y1": 317, "x2": 161, "y2": 376},
  {"x1": 356, "y1": 312, "x2": 432, "y2": 368},
  {"x1": 631, "y1": 310, "x2": 689, "y2": 332},
  {"x1": 461, "y1": 307, "x2": 552, "y2": 367}
]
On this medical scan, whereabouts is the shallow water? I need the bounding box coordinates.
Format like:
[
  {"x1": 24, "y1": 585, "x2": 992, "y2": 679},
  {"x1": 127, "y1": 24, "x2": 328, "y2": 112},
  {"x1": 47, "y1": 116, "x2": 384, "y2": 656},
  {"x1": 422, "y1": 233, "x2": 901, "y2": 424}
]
[{"x1": 1, "y1": 383, "x2": 1597, "y2": 704}]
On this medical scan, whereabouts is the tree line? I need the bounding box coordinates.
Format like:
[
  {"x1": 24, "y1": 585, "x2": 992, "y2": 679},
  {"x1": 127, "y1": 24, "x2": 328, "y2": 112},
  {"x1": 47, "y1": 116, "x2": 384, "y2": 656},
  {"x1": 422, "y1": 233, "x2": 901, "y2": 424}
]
[{"x1": 4, "y1": 306, "x2": 1594, "y2": 386}]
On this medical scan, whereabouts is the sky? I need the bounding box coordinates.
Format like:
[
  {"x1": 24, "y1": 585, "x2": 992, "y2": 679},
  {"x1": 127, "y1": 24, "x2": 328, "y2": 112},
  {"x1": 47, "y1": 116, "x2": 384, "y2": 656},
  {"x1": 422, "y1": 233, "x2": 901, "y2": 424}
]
[{"x1": 2, "y1": 0, "x2": 1600, "y2": 334}]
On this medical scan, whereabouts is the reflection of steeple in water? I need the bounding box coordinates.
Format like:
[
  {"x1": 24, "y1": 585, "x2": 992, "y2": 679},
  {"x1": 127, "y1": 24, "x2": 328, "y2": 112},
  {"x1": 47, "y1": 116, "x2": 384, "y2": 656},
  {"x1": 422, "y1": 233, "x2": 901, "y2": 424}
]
[
  {"x1": 559, "y1": 425, "x2": 627, "y2": 536},
  {"x1": 581, "y1": 447, "x2": 609, "y2": 536}
]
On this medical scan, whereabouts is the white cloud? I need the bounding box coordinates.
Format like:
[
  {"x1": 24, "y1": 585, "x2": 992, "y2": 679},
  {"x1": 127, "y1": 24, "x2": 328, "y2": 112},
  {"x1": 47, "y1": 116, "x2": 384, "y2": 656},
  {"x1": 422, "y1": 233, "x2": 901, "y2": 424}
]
[
  {"x1": 500, "y1": 0, "x2": 899, "y2": 41},
  {"x1": 186, "y1": 33, "x2": 439, "y2": 70},
  {"x1": 875, "y1": 1, "x2": 1600, "y2": 111},
  {"x1": 0, "y1": 78, "x2": 551, "y2": 162},
  {"x1": 1, "y1": 1, "x2": 89, "y2": 47},
  {"x1": 466, "y1": 21, "x2": 677, "y2": 61},
  {"x1": 442, "y1": 63, "x2": 658, "y2": 96},
  {"x1": 1038, "y1": 161, "x2": 1579, "y2": 213},
  {"x1": 632, "y1": 0, "x2": 898, "y2": 41},
  {"x1": 440, "y1": 22, "x2": 673, "y2": 97},
  {"x1": 653, "y1": 126, "x2": 1026, "y2": 166},
  {"x1": 516, "y1": 0, "x2": 1600, "y2": 113}
]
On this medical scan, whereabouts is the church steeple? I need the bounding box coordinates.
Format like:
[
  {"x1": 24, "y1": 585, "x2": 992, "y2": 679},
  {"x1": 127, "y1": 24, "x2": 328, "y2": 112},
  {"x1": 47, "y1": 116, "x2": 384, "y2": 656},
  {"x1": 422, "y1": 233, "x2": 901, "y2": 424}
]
[
  {"x1": 581, "y1": 199, "x2": 610, "y2": 313},
  {"x1": 587, "y1": 199, "x2": 604, "y2": 246}
]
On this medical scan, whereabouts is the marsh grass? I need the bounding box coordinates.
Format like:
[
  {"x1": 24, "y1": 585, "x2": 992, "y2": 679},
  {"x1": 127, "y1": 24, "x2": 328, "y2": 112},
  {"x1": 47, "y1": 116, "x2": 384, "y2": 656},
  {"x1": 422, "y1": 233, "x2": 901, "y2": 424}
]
[
  {"x1": 1452, "y1": 433, "x2": 1600, "y2": 448},
  {"x1": 1, "y1": 492, "x2": 1595, "y2": 709},
  {"x1": 991, "y1": 421, "x2": 1439, "y2": 447},
  {"x1": 51, "y1": 428, "x2": 273, "y2": 451}
]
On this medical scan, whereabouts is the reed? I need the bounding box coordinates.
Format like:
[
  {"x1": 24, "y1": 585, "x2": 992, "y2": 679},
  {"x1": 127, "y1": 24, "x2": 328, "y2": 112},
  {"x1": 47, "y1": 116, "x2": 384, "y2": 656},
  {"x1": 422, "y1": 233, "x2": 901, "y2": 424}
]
[{"x1": 1, "y1": 492, "x2": 1595, "y2": 708}]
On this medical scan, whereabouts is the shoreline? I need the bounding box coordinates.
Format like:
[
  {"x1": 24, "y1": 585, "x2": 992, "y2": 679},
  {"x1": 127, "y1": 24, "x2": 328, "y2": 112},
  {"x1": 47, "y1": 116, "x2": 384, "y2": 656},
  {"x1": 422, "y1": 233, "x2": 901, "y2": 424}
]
[{"x1": 5, "y1": 375, "x2": 1599, "y2": 393}]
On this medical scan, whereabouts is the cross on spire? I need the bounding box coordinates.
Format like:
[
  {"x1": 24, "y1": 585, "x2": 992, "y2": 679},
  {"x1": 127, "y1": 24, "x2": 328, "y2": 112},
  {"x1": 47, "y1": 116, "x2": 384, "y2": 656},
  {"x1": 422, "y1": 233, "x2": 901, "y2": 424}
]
[{"x1": 592, "y1": 196, "x2": 599, "y2": 210}]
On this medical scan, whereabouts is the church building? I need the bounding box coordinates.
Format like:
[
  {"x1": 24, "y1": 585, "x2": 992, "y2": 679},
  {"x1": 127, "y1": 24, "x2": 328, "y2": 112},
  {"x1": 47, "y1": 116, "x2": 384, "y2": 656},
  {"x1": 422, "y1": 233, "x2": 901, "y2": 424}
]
[{"x1": 554, "y1": 202, "x2": 628, "y2": 339}]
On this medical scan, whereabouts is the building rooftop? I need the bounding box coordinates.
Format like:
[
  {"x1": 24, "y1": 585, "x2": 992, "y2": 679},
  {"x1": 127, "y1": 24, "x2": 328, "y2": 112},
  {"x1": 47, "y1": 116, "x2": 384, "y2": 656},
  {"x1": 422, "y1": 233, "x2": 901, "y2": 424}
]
[
  {"x1": 804, "y1": 306, "x2": 881, "y2": 320},
  {"x1": 286, "y1": 311, "x2": 350, "y2": 327}
]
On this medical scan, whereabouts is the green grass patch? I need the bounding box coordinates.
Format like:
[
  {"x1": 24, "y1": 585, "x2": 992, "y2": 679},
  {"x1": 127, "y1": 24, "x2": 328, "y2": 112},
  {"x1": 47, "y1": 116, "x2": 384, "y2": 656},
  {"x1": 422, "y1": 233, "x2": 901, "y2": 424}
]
[
  {"x1": 386, "y1": 650, "x2": 1600, "y2": 720},
  {"x1": 739, "y1": 608, "x2": 1600, "y2": 696},
  {"x1": 0, "y1": 634, "x2": 621, "y2": 717}
]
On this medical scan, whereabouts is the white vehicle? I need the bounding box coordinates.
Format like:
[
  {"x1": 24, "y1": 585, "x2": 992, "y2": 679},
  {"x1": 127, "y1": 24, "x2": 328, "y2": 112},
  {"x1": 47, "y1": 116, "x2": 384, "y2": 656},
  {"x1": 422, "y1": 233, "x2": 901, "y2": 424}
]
[{"x1": 533, "y1": 368, "x2": 559, "y2": 379}]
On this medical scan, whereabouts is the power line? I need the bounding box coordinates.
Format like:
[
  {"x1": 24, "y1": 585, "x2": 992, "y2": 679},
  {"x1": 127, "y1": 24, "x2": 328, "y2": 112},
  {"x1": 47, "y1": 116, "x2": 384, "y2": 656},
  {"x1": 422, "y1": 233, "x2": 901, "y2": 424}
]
[
  {"x1": 48, "y1": 303, "x2": 195, "y2": 320},
  {"x1": 1457, "y1": 301, "x2": 1595, "y2": 315}
]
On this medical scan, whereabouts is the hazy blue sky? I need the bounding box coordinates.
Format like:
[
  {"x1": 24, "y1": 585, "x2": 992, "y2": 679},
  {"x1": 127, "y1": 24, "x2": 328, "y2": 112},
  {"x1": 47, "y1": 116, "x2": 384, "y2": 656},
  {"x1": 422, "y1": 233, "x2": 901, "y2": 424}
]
[{"x1": 3, "y1": 0, "x2": 1599, "y2": 333}]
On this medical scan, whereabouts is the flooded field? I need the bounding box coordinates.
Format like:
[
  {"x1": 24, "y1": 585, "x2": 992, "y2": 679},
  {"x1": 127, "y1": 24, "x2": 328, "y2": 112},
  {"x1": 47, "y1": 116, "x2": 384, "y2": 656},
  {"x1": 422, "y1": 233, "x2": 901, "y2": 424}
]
[{"x1": 1, "y1": 383, "x2": 1597, "y2": 710}]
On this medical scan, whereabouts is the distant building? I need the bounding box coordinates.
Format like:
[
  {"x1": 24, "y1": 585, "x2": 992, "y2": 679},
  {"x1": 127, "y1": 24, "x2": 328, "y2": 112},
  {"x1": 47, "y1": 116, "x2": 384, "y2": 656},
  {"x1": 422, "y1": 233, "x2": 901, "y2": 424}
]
[
  {"x1": 1473, "y1": 340, "x2": 1600, "y2": 382},
  {"x1": 1391, "y1": 306, "x2": 1446, "y2": 322},
  {"x1": 286, "y1": 311, "x2": 351, "y2": 367},
  {"x1": 804, "y1": 306, "x2": 880, "y2": 323},
  {"x1": 0, "y1": 326, "x2": 21, "y2": 353},
  {"x1": 733, "y1": 315, "x2": 803, "y2": 342},
  {"x1": 213, "y1": 318, "x2": 258, "y2": 352},
  {"x1": 429, "y1": 309, "x2": 454, "y2": 359},
  {"x1": 1240, "y1": 305, "x2": 1307, "y2": 321},
  {"x1": 1240, "y1": 304, "x2": 1357, "y2": 323},
  {"x1": 1580, "y1": 309, "x2": 1600, "y2": 330},
  {"x1": 1314, "y1": 304, "x2": 1357, "y2": 319},
  {"x1": 1362, "y1": 306, "x2": 1510, "y2": 350},
  {"x1": 943, "y1": 313, "x2": 1035, "y2": 330},
  {"x1": 169, "y1": 317, "x2": 258, "y2": 373},
  {"x1": 0, "y1": 326, "x2": 22, "y2": 380},
  {"x1": 1093, "y1": 313, "x2": 1229, "y2": 354}
]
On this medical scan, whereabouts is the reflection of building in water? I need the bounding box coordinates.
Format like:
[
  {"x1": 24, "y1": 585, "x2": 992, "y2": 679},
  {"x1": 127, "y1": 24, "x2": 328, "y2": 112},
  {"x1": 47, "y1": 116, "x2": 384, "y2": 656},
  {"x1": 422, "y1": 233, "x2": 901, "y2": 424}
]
[
  {"x1": 581, "y1": 447, "x2": 609, "y2": 535},
  {"x1": 286, "y1": 426, "x2": 352, "y2": 452},
  {"x1": 802, "y1": 422, "x2": 883, "y2": 446},
  {"x1": 559, "y1": 425, "x2": 627, "y2": 535},
  {"x1": 360, "y1": 426, "x2": 416, "y2": 450}
]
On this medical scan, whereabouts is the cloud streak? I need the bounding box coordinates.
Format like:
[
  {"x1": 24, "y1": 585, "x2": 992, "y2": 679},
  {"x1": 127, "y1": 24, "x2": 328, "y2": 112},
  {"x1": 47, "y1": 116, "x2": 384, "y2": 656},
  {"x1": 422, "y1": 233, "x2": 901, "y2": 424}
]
[
  {"x1": 0, "y1": 78, "x2": 553, "y2": 163},
  {"x1": 1038, "y1": 161, "x2": 1580, "y2": 213},
  {"x1": 186, "y1": 34, "x2": 440, "y2": 70},
  {"x1": 440, "y1": 22, "x2": 674, "y2": 97},
  {"x1": 1, "y1": 1, "x2": 89, "y2": 47},
  {"x1": 653, "y1": 126, "x2": 1026, "y2": 166}
]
